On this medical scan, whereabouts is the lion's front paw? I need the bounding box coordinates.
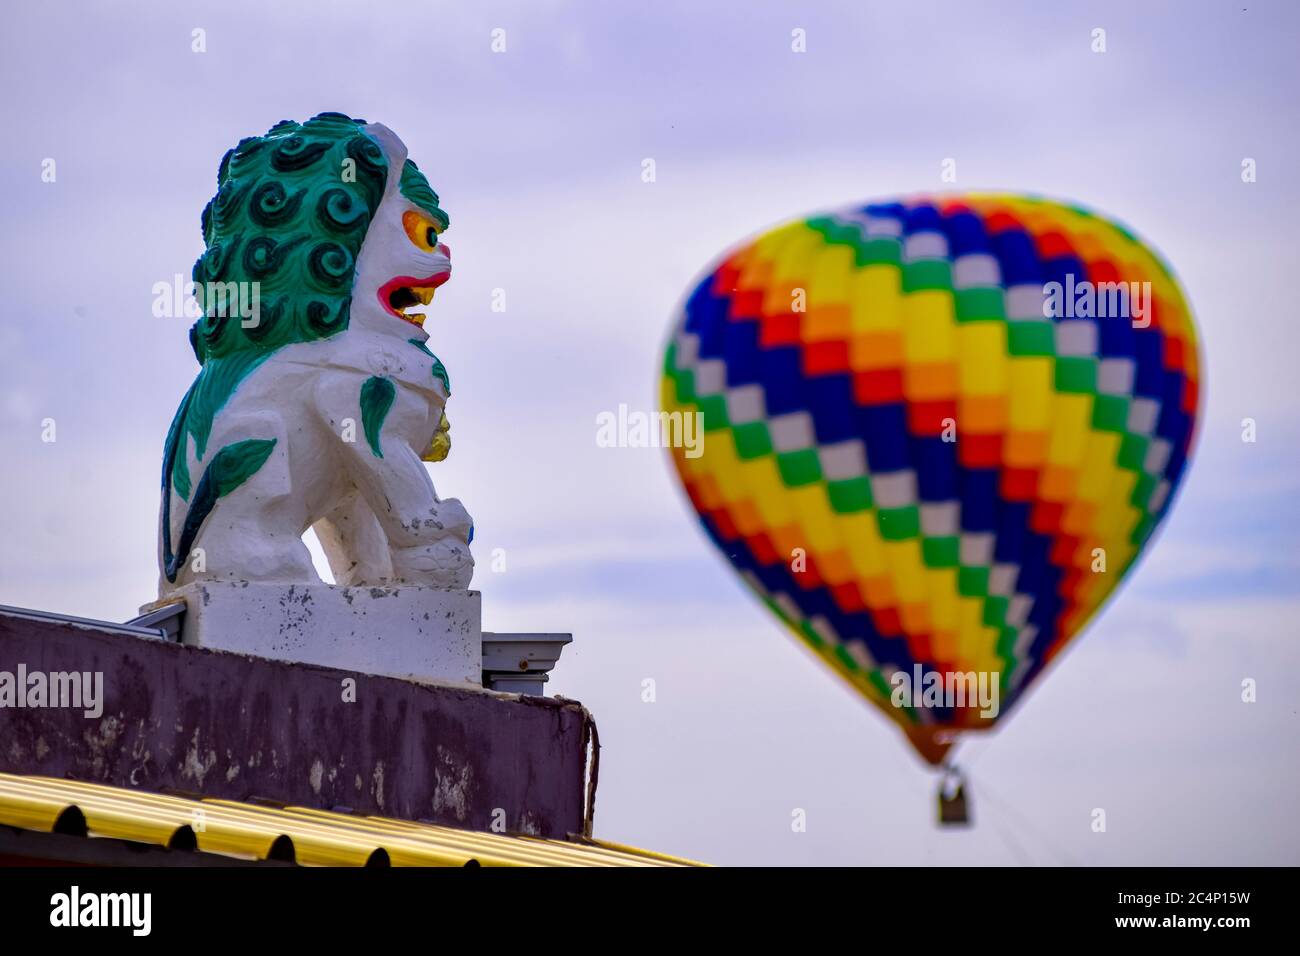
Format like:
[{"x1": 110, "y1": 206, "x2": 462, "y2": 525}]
[
  {"x1": 392, "y1": 539, "x2": 474, "y2": 589},
  {"x1": 428, "y1": 497, "x2": 472, "y2": 539}
]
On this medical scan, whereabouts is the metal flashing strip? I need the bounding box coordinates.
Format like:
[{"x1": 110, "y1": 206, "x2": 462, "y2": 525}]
[{"x1": 0, "y1": 604, "x2": 168, "y2": 641}]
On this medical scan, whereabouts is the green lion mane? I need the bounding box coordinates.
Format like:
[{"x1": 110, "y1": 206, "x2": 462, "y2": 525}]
[
  {"x1": 192, "y1": 110, "x2": 445, "y2": 361},
  {"x1": 161, "y1": 113, "x2": 447, "y2": 580}
]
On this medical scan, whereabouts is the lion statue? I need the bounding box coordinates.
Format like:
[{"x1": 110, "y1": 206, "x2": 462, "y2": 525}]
[{"x1": 157, "y1": 112, "x2": 473, "y2": 597}]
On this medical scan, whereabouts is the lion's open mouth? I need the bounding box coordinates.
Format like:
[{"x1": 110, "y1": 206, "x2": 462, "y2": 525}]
[{"x1": 378, "y1": 269, "x2": 451, "y2": 328}]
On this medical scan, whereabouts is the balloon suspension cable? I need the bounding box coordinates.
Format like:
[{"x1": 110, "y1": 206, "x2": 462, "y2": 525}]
[
  {"x1": 971, "y1": 776, "x2": 1083, "y2": 867},
  {"x1": 984, "y1": 800, "x2": 1037, "y2": 865}
]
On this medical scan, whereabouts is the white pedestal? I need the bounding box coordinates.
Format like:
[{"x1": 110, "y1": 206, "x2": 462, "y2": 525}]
[{"x1": 149, "y1": 582, "x2": 482, "y2": 687}]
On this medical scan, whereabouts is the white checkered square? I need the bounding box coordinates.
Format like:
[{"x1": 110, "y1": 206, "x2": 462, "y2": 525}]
[
  {"x1": 904, "y1": 232, "x2": 948, "y2": 261},
  {"x1": 1097, "y1": 357, "x2": 1136, "y2": 396},
  {"x1": 872, "y1": 470, "x2": 917, "y2": 509},
  {"x1": 1055, "y1": 319, "x2": 1098, "y2": 357},
  {"x1": 768, "y1": 411, "x2": 816, "y2": 453},
  {"x1": 817, "y1": 440, "x2": 868, "y2": 481},
  {"x1": 953, "y1": 254, "x2": 1001, "y2": 289},
  {"x1": 1005, "y1": 284, "x2": 1049, "y2": 321},
  {"x1": 725, "y1": 384, "x2": 765, "y2": 425}
]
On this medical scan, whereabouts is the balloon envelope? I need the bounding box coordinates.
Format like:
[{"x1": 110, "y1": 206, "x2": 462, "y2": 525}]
[{"x1": 660, "y1": 195, "x2": 1200, "y2": 764}]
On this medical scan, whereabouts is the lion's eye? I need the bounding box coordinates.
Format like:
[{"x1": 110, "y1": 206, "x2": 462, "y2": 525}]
[{"x1": 402, "y1": 210, "x2": 440, "y2": 252}]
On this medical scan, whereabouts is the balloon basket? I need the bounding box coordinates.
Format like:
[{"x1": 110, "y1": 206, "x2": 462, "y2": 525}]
[{"x1": 937, "y1": 766, "x2": 971, "y2": 827}]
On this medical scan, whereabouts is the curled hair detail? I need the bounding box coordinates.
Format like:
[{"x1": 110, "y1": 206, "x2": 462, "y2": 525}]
[
  {"x1": 316, "y1": 188, "x2": 368, "y2": 233},
  {"x1": 307, "y1": 241, "x2": 353, "y2": 289},
  {"x1": 249, "y1": 182, "x2": 306, "y2": 228},
  {"x1": 195, "y1": 235, "x2": 244, "y2": 283},
  {"x1": 242, "y1": 234, "x2": 307, "y2": 280},
  {"x1": 244, "y1": 296, "x2": 285, "y2": 342},
  {"x1": 189, "y1": 114, "x2": 406, "y2": 361},
  {"x1": 306, "y1": 297, "x2": 350, "y2": 337},
  {"x1": 270, "y1": 136, "x2": 331, "y2": 172}
]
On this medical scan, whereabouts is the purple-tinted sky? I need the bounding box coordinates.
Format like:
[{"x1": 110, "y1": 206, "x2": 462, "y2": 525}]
[{"x1": 1, "y1": 0, "x2": 1297, "y2": 864}]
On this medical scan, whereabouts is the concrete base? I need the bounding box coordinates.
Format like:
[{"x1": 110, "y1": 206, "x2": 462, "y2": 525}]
[{"x1": 144, "y1": 582, "x2": 481, "y2": 687}]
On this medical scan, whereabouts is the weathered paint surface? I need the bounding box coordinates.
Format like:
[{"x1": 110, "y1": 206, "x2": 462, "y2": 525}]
[{"x1": 0, "y1": 611, "x2": 589, "y2": 838}]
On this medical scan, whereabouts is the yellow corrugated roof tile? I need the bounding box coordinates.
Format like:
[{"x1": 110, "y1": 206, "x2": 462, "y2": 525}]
[{"x1": 0, "y1": 772, "x2": 703, "y2": 867}]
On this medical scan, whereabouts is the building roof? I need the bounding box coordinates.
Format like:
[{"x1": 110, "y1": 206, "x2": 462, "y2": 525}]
[
  {"x1": 1, "y1": 608, "x2": 593, "y2": 840},
  {"x1": 0, "y1": 773, "x2": 703, "y2": 867}
]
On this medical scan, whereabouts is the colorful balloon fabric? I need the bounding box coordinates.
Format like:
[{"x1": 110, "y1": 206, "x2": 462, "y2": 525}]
[{"x1": 660, "y1": 195, "x2": 1200, "y2": 764}]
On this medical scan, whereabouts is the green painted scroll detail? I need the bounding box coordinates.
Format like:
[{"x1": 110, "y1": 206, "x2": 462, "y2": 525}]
[
  {"x1": 167, "y1": 350, "x2": 277, "y2": 501},
  {"x1": 407, "y1": 338, "x2": 451, "y2": 395},
  {"x1": 360, "y1": 376, "x2": 397, "y2": 458},
  {"x1": 399, "y1": 160, "x2": 450, "y2": 230},
  {"x1": 163, "y1": 438, "x2": 278, "y2": 583},
  {"x1": 429, "y1": 359, "x2": 451, "y2": 395}
]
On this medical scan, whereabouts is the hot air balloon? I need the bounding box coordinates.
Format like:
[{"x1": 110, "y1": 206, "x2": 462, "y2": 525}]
[{"x1": 660, "y1": 194, "x2": 1200, "y2": 782}]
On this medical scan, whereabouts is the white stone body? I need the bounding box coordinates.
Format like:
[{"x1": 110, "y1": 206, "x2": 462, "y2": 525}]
[{"x1": 158, "y1": 124, "x2": 473, "y2": 598}]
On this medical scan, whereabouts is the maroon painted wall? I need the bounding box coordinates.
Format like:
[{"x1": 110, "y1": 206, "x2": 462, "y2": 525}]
[{"x1": 0, "y1": 611, "x2": 590, "y2": 839}]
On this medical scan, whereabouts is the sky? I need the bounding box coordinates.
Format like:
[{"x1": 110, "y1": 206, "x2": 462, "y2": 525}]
[{"x1": 0, "y1": 0, "x2": 1297, "y2": 865}]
